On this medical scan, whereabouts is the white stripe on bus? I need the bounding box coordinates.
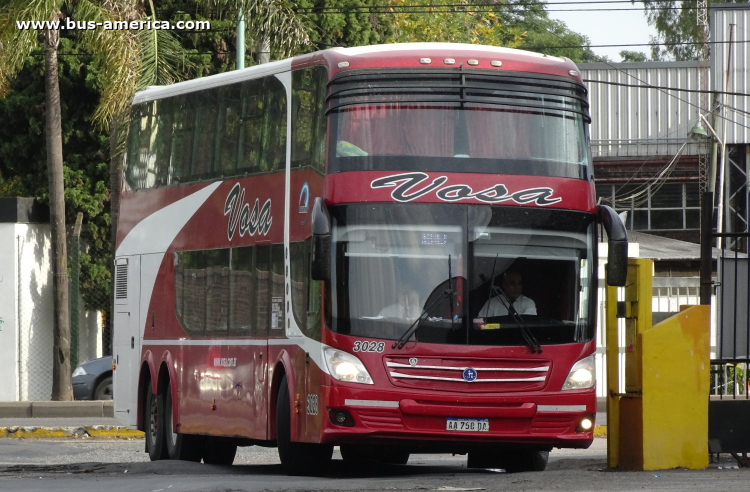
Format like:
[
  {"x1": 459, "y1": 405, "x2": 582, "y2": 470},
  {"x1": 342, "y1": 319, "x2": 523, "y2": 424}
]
[{"x1": 536, "y1": 405, "x2": 587, "y2": 412}]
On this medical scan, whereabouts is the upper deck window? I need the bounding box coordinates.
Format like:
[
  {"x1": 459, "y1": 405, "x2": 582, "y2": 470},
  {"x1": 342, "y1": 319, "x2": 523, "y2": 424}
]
[
  {"x1": 327, "y1": 70, "x2": 592, "y2": 180},
  {"x1": 125, "y1": 76, "x2": 287, "y2": 191}
]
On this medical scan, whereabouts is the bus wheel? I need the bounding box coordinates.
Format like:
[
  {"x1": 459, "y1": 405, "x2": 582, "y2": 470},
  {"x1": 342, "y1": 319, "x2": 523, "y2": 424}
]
[
  {"x1": 165, "y1": 382, "x2": 204, "y2": 462},
  {"x1": 146, "y1": 380, "x2": 167, "y2": 461},
  {"x1": 504, "y1": 450, "x2": 549, "y2": 472},
  {"x1": 203, "y1": 437, "x2": 237, "y2": 465},
  {"x1": 276, "y1": 376, "x2": 333, "y2": 476}
]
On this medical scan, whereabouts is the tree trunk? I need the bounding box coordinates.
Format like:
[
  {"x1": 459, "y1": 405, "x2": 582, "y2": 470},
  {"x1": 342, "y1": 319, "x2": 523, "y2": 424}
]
[
  {"x1": 108, "y1": 115, "x2": 122, "y2": 355},
  {"x1": 257, "y1": 36, "x2": 270, "y2": 65},
  {"x1": 45, "y1": 19, "x2": 73, "y2": 401}
]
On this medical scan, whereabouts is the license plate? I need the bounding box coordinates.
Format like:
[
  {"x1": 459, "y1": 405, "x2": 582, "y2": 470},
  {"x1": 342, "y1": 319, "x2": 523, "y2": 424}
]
[{"x1": 446, "y1": 417, "x2": 489, "y2": 432}]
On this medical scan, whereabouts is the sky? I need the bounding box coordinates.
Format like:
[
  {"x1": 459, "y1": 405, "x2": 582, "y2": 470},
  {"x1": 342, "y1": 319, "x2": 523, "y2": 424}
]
[{"x1": 544, "y1": 0, "x2": 660, "y2": 62}]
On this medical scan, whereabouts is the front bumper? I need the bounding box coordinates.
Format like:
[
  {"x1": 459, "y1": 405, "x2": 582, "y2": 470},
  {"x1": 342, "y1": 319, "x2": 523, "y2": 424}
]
[
  {"x1": 319, "y1": 385, "x2": 595, "y2": 449},
  {"x1": 72, "y1": 376, "x2": 96, "y2": 400}
]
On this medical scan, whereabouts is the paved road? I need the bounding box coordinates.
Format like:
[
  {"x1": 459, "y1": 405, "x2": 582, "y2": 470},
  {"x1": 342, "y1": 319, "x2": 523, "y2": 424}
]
[{"x1": 1, "y1": 438, "x2": 749, "y2": 492}]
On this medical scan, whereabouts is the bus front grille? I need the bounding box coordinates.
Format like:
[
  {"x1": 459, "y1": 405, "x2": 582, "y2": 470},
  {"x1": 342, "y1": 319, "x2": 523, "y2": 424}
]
[{"x1": 383, "y1": 356, "x2": 551, "y2": 393}]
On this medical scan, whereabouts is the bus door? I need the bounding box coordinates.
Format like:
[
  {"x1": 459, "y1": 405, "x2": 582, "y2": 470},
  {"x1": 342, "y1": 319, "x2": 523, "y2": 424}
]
[
  {"x1": 234, "y1": 244, "x2": 273, "y2": 440},
  {"x1": 113, "y1": 255, "x2": 141, "y2": 428}
]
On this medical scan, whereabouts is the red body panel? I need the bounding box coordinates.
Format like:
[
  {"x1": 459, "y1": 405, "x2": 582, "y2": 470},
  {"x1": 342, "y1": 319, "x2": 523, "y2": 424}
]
[{"x1": 325, "y1": 171, "x2": 597, "y2": 212}]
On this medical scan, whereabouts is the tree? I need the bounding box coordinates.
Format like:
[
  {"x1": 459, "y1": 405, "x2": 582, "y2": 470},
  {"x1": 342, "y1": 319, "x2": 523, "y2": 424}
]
[
  {"x1": 384, "y1": 0, "x2": 599, "y2": 63},
  {"x1": 388, "y1": 0, "x2": 524, "y2": 47},
  {"x1": 190, "y1": 0, "x2": 312, "y2": 64},
  {"x1": 293, "y1": 0, "x2": 393, "y2": 51},
  {"x1": 639, "y1": 0, "x2": 749, "y2": 61},
  {"x1": 0, "y1": 39, "x2": 111, "y2": 310},
  {"x1": 0, "y1": 0, "x2": 183, "y2": 400},
  {"x1": 506, "y1": 0, "x2": 600, "y2": 63},
  {"x1": 620, "y1": 50, "x2": 648, "y2": 62},
  {"x1": 0, "y1": 1, "x2": 75, "y2": 401}
]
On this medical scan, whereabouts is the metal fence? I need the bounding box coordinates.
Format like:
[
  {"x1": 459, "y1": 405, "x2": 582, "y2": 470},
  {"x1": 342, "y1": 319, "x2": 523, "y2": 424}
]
[
  {"x1": 711, "y1": 235, "x2": 750, "y2": 399},
  {"x1": 595, "y1": 276, "x2": 712, "y2": 398},
  {"x1": 16, "y1": 228, "x2": 111, "y2": 401}
]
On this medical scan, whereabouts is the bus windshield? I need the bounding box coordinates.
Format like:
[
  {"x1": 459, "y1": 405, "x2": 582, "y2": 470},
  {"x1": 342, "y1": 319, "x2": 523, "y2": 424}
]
[
  {"x1": 329, "y1": 204, "x2": 596, "y2": 346},
  {"x1": 327, "y1": 71, "x2": 592, "y2": 179}
]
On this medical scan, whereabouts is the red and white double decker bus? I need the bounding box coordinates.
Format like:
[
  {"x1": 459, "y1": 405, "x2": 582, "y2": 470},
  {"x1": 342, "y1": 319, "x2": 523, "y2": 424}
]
[{"x1": 113, "y1": 43, "x2": 627, "y2": 475}]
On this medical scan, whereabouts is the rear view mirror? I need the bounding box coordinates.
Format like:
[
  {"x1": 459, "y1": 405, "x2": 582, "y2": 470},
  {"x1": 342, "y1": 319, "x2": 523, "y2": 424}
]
[
  {"x1": 598, "y1": 205, "x2": 628, "y2": 287},
  {"x1": 310, "y1": 198, "x2": 331, "y2": 281}
]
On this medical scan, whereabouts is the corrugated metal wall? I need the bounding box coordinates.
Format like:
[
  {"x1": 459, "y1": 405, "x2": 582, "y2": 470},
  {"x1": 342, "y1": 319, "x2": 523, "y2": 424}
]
[
  {"x1": 710, "y1": 5, "x2": 750, "y2": 145},
  {"x1": 579, "y1": 61, "x2": 706, "y2": 158}
]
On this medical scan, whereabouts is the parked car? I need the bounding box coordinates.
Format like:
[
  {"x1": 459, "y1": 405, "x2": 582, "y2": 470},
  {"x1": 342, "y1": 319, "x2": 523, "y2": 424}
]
[{"x1": 72, "y1": 355, "x2": 113, "y2": 400}]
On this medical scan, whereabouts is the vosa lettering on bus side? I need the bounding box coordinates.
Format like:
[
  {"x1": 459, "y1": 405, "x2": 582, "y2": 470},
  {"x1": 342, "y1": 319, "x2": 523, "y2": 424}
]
[
  {"x1": 370, "y1": 172, "x2": 562, "y2": 206},
  {"x1": 224, "y1": 182, "x2": 273, "y2": 241}
]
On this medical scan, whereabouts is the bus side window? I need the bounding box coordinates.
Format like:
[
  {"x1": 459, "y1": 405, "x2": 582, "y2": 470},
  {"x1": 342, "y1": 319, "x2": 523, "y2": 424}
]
[
  {"x1": 175, "y1": 250, "x2": 207, "y2": 336},
  {"x1": 191, "y1": 88, "x2": 218, "y2": 179},
  {"x1": 153, "y1": 98, "x2": 172, "y2": 187},
  {"x1": 205, "y1": 248, "x2": 230, "y2": 334},
  {"x1": 265, "y1": 79, "x2": 287, "y2": 173},
  {"x1": 239, "y1": 79, "x2": 264, "y2": 174},
  {"x1": 290, "y1": 240, "x2": 321, "y2": 341},
  {"x1": 291, "y1": 66, "x2": 327, "y2": 173},
  {"x1": 216, "y1": 84, "x2": 241, "y2": 177},
  {"x1": 125, "y1": 104, "x2": 143, "y2": 190},
  {"x1": 230, "y1": 246, "x2": 255, "y2": 335},
  {"x1": 255, "y1": 245, "x2": 271, "y2": 337},
  {"x1": 170, "y1": 95, "x2": 194, "y2": 184},
  {"x1": 133, "y1": 103, "x2": 154, "y2": 190}
]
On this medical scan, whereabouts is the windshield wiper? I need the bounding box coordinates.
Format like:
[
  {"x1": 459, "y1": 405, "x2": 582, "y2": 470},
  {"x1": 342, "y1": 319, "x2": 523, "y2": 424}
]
[
  {"x1": 393, "y1": 255, "x2": 456, "y2": 350},
  {"x1": 491, "y1": 284, "x2": 543, "y2": 354},
  {"x1": 392, "y1": 288, "x2": 455, "y2": 349}
]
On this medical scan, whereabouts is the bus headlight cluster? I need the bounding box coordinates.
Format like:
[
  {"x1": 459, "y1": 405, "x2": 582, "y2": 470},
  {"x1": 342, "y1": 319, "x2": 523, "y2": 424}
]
[
  {"x1": 562, "y1": 354, "x2": 595, "y2": 390},
  {"x1": 324, "y1": 348, "x2": 373, "y2": 384}
]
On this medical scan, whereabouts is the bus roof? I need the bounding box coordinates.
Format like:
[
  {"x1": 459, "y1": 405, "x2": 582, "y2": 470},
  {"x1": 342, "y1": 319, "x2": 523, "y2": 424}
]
[{"x1": 133, "y1": 43, "x2": 583, "y2": 105}]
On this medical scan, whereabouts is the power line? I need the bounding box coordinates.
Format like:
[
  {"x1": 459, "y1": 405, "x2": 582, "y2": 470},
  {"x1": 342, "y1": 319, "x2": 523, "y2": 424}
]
[{"x1": 584, "y1": 79, "x2": 750, "y2": 98}]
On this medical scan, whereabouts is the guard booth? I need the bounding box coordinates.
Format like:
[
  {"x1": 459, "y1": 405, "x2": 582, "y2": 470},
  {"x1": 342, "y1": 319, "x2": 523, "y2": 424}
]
[{"x1": 606, "y1": 259, "x2": 710, "y2": 470}]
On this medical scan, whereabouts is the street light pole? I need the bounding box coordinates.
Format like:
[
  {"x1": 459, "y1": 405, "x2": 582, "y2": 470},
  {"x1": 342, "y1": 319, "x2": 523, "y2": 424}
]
[{"x1": 692, "y1": 113, "x2": 726, "y2": 246}]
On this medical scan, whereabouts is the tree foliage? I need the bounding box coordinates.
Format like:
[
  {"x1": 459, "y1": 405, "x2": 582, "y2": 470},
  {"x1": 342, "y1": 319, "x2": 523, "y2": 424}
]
[
  {"x1": 385, "y1": 0, "x2": 598, "y2": 63},
  {"x1": 0, "y1": 39, "x2": 111, "y2": 307},
  {"x1": 388, "y1": 0, "x2": 524, "y2": 47},
  {"x1": 620, "y1": 50, "x2": 648, "y2": 62},
  {"x1": 293, "y1": 0, "x2": 393, "y2": 50},
  {"x1": 640, "y1": 0, "x2": 749, "y2": 61}
]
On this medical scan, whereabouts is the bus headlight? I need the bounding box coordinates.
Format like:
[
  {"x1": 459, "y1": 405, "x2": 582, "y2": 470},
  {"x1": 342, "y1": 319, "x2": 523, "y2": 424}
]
[
  {"x1": 324, "y1": 348, "x2": 373, "y2": 384},
  {"x1": 562, "y1": 354, "x2": 595, "y2": 390}
]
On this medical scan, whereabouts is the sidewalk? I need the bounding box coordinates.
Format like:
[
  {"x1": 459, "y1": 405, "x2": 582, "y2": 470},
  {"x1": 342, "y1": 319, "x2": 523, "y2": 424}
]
[{"x1": 0, "y1": 401, "x2": 143, "y2": 439}]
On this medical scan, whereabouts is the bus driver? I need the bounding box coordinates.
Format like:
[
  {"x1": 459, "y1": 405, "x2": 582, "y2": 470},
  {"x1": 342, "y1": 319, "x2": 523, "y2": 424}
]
[{"x1": 478, "y1": 269, "x2": 537, "y2": 317}]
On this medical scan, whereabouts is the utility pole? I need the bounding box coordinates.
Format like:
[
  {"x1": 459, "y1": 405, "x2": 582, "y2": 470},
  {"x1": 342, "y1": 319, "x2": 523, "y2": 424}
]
[
  {"x1": 697, "y1": 0, "x2": 709, "y2": 195},
  {"x1": 237, "y1": 9, "x2": 245, "y2": 70}
]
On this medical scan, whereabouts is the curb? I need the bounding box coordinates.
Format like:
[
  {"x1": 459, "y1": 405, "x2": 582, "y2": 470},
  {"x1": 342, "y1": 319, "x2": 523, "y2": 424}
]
[
  {"x1": 0, "y1": 401, "x2": 114, "y2": 419},
  {"x1": 0, "y1": 426, "x2": 144, "y2": 439}
]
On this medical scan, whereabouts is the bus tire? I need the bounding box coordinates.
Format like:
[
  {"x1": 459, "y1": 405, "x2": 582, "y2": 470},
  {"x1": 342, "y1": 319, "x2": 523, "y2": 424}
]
[
  {"x1": 203, "y1": 437, "x2": 237, "y2": 465},
  {"x1": 165, "y1": 382, "x2": 204, "y2": 462},
  {"x1": 501, "y1": 450, "x2": 549, "y2": 473},
  {"x1": 276, "y1": 376, "x2": 332, "y2": 476},
  {"x1": 146, "y1": 380, "x2": 168, "y2": 461}
]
